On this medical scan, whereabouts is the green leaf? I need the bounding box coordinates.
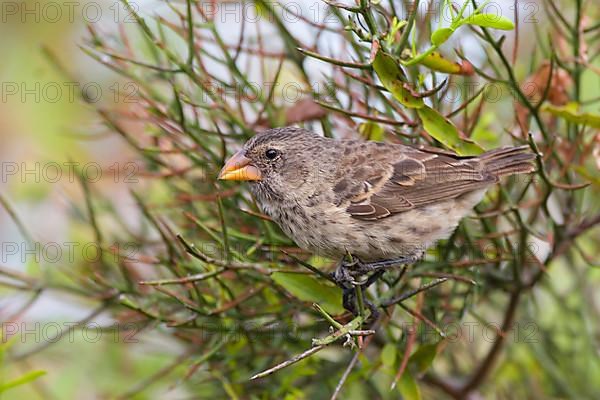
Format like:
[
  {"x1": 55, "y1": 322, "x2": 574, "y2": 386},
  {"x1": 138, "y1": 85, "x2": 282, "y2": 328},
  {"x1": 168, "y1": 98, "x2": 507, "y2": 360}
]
[
  {"x1": 418, "y1": 51, "x2": 463, "y2": 75},
  {"x1": 373, "y1": 51, "x2": 424, "y2": 109},
  {"x1": 271, "y1": 272, "x2": 344, "y2": 315},
  {"x1": 381, "y1": 343, "x2": 398, "y2": 368},
  {"x1": 397, "y1": 371, "x2": 421, "y2": 400},
  {"x1": 431, "y1": 27, "x2": 454, "y2": 46},
  {"x1": 385, "y1": 17, "x2": 408, "y2": 47},
  {"x1": 471, "y1": 112, "x2": 500, "y2": 147},
  {"x1": 409, "y1": 343, "x2": 439, "y2": 374},
  {"x1": 459, "y1": 14, "x2": 515, "y2": 30},
  {"x1": 359, "y1": 122, "x2": 385, "y2": 141},
  {"x1": 572, "y1": 166, "x2": 600, "y2": 187},
  {"x1": 416, "y1": 106, "x2": 484, "y2": 155},
  {"x1": 0, "y1": 370, "x2": 47, "y2": 394},
  {"x1": 542, "y1": 102, "x2": 600, "y2": 129}
]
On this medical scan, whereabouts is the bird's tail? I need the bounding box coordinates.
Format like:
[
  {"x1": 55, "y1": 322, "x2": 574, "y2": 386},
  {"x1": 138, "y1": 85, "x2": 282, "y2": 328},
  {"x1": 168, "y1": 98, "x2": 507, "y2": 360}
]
[{"x1": 480, "y1": 145, "x2": 536, "y2": 177}]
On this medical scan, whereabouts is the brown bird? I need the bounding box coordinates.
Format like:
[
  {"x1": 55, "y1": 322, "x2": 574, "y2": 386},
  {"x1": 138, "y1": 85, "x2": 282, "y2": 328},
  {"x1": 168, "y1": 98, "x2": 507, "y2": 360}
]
[{"x1": 218, "y1": 127, "x2": 535, "y2": 312}]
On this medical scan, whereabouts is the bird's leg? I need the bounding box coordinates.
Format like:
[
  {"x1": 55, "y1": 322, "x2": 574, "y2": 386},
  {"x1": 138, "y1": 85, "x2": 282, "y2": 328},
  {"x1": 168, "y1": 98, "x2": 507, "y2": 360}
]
[
  {"x1": 363, "y1": 294, "x2": 380, "y2": 322},
  {"x1": 357, "y1": 271, "x2": 383, "y2": 321},
  {"x1": 364, "y1": 270, "x2": 385, "y2": 287},
  {"x1": 331, "y1": 253, "x2": 363, "y2": 285},
  {"x1": 341, "y1": 285, "x2": 380, "y2": 323},
  {"x1": 332, "y1": 257, "x2": 359, "y2": 315},
  {"x1": 342, "y1": 287, "x2": 358, "y2": 316},
  {"x1": 331, "y1": 261, "x2": 358, "y2": 287},
  {"x1": 352, "y1": 254, "x2": 421, "y2": 275},
  {"x1": 333, "y1": 257, "x2": 386, "y2": 321},
  {"x1": 332, "y1": 254, "x2": 421, "y2": 287},
  {"x1": 333, "y1": 254, "x2": 420, "y2": 319}
]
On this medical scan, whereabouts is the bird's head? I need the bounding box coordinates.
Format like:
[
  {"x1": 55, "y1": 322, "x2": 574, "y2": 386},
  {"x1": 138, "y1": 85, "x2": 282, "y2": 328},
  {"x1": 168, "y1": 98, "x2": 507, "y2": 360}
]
[{"x1": 218, "y1": 127, "x2": 332, "y2": 199}]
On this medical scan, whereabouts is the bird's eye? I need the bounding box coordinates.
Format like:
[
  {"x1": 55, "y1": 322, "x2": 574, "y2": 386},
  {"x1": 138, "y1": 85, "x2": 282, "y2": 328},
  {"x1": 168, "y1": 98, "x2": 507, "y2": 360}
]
[{"x1": 265, "y1": 149, "x2": 279, "y2": 160}]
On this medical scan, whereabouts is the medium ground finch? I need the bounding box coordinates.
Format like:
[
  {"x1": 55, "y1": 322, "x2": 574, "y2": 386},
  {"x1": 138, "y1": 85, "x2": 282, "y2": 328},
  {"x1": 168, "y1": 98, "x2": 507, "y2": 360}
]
[{"x1": 219, "y1": 127, "x2": 535, "y2": 313}]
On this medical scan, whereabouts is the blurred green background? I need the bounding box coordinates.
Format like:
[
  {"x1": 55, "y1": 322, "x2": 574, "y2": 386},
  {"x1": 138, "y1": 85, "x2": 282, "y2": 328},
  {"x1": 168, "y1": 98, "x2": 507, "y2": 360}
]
[{"x1": 1, "y1": 0, "x2": 599, "y2": 399}]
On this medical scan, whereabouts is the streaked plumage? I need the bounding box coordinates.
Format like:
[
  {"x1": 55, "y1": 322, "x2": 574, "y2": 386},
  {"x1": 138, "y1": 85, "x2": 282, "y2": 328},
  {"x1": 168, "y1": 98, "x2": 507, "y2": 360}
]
[{"x1": 219, "y1": 127, "x2": 535, "y2": 263}]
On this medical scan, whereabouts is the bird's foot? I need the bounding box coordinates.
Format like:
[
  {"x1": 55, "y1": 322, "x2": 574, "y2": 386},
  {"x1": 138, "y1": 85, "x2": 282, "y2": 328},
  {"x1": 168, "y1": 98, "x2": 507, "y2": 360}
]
[
  {"x1": 331, "y1": 254, "x2": 421, "y2": 320},
  {"x1": 331, "y1": 254, "x2": 420, "y2": 287},
  {"x1": 352, "y1": 255, "x2": 421, "y2": 275},
  {"x1": 331, "y1": 262, "x2": 360, "y2": 288}
]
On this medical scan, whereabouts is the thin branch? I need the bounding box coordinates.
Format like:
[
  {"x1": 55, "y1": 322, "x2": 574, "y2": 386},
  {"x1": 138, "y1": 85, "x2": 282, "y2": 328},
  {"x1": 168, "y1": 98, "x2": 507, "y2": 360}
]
[{"x1": 250, "y1": 345, "x2": 326, "y2": 380}]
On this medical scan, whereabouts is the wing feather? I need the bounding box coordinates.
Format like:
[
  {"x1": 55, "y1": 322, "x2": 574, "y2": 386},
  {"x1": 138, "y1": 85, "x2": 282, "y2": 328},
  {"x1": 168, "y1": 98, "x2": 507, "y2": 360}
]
[{"x1": 344, "y1": 148, "x2": 495, "y2": 220}]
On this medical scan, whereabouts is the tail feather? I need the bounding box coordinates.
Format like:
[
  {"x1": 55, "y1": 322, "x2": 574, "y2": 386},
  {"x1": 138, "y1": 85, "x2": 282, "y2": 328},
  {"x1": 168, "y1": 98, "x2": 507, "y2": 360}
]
[{"x1": 480, "y1": 145, "x2": 536, "y2": 177}]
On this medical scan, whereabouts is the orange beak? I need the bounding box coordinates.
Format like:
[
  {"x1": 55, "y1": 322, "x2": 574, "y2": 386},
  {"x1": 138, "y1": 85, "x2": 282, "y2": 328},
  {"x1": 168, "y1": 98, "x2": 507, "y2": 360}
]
[{"x1": 218, "y1": 150, "x2": 262, "y2": 181}]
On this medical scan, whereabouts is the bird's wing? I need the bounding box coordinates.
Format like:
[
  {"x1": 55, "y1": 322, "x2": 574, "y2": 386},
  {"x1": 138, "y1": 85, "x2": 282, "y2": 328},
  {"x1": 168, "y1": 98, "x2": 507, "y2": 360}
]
[{"x1": 341, "y1": 148, "x2": 497, "y2": 221}]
